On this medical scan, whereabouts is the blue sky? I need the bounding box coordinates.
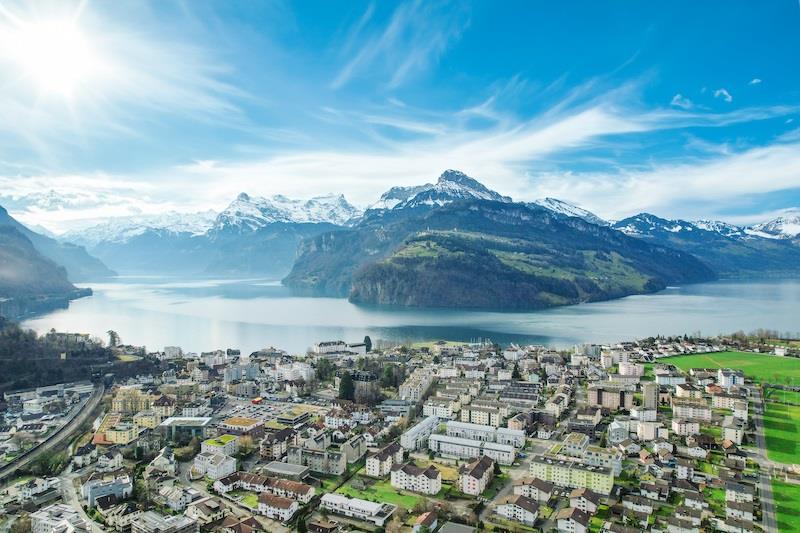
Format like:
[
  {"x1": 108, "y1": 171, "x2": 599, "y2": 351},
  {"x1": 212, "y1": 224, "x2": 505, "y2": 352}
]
[{"x1": 0, "y1": 0, "x2": 799, "y2": 231}]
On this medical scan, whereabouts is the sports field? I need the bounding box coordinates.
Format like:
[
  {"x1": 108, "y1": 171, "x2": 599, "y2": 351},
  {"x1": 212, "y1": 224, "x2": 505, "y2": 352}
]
[
  {"x1": 763, "y1": 401, "x2": 800, "y2": 464},
  {"x1": 663, "y1": 351, "x2": 800, "y2": 385},
  {"x1": 772, "y1": 480, "x2": 800, "y2": 532}
]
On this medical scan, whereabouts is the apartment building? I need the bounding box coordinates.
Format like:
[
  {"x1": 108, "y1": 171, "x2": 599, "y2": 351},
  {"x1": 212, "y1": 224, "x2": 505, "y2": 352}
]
[
  {"x1": 588, "y1": 385, "x2": 633, "y2": 411},
  {"x1": 366, "y1": 441, "x2": 404, "y2": 478},
  {"x1": 529, "y1": 455, "x2": 614, "y2": 495},
  {"x1": 428, "y1": 434, "x2": 515, "y2": 465},
  {"x1": 458, "y1": 455, "x2": 495, "y2": 496},
  {"x1": 399, "y1": 368, "x2": 435, "y2": 402},
  {"x1": 460, "y1": 405, "x2": 503, "y2": 427},
  {"x1": 672, "y1": 398, "x2": 712, "y2": 422},
  {"x1": 81, "y1": 475, "x2": 133, "y2": 508},
  {"x1": 445, "y1": 421, "x2": 526, "y2": 448},
  {"x1": 193, "y1": 451, "x2": 237, "y2": 480},
  {"x1": 423, "y1": 399, "x2": 460, "y2": 420},
  {"x1": 672, "y1": 419, "x2": 700, "y2": 436},
  {"x1": 496, "y1": 495, "x2": 540, "y2": 526},
  {"x1": 400, "y1": 416, "x2": 439, "y2": 451},
  {"x1": 286, "y1": 445, "x2": 346, "y2": 475},
  {"x1": 390, "y1": 463, "x2": 442, "y2": 495}
]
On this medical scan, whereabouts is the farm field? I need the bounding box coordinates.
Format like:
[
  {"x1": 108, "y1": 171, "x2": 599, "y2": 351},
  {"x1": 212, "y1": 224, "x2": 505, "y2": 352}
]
[
  {"x1": 766, "y1": 388, "x2": 800, "y2": 405},
  {"x1": 763, "y1": 401, "x2": 800, "y2": 464},
  {"x1": 772, "y1": 480, "x2": 800, "y2": 532},
  {"x1": 663, "y1": 351, "x2": 800, "y2": 384}
]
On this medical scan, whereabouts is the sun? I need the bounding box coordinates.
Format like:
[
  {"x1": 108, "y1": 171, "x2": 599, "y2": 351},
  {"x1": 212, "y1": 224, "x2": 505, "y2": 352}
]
[{"x1": 4, "y1": 19, "x2": 98, "y2": 96}]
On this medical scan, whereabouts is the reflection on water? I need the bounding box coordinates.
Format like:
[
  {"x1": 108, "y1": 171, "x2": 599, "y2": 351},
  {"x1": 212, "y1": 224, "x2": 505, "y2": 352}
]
[{"x1": 21, "y1": 276, "x2": 800, "y2": 354}]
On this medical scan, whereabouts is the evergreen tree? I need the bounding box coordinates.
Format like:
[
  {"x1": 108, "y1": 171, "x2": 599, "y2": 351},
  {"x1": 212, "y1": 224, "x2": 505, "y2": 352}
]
[
  {"x1": 339, "y1": 371, "x2": 355, "y2": 401},
  {"x1": 364, "y1": 335, "x2": 372, "y2": 352}
]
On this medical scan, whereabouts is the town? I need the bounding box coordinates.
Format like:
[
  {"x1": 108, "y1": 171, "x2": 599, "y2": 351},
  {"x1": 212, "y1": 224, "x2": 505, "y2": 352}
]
[{"x1": 1, "y1": 332, "x2": 799, "y2": 533}]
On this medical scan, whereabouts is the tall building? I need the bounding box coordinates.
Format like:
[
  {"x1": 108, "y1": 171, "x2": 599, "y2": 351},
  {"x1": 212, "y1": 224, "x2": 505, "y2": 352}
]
[
  {"x1": 642, "y1": 382, "x2": 658, "y2": 409},
  {"x1": 588, "y1": 385, "x2": 633, "y2": 411}
]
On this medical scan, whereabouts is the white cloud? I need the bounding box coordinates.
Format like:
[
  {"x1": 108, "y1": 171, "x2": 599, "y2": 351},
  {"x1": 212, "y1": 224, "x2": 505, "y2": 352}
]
[
  {"x1": 670, "y1": 93, "x2": 693, "y2": 109},
  {"x1": 331, "y1": 0, "x2": 469, "y2": 89},
  {"x1": 749, "y1": 78, "x2": 762, "y2": 85},
  {"x1": 714, "y1": 88, "x2": 733, "y2": 102}
]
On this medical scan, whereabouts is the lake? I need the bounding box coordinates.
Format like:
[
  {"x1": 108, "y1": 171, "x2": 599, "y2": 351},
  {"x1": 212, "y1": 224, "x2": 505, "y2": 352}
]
[{"x1": 21, "y1": 277, "x2": 800, "y2": 354}]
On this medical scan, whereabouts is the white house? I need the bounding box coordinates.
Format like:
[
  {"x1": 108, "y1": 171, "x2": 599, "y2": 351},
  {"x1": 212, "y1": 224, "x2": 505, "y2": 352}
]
[
  {"x1": 496, "y1": 495, "x2": 539, "y2": 526},
  {"x1": 390, "y1": 463, "x2": 441, "y2": 495}
]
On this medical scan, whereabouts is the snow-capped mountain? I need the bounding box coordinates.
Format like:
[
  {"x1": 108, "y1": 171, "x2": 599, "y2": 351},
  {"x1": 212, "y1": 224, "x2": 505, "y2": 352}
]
[
  {"x1": 746, "y1": 211, "x2": 800, "y2": 239},
  {"x1": 213, "y1": 193, "x2": 361, "y2": 233},
  {"x1": 371, "y1": 170, "x2": 512, "y2": 212},
  {"x1": 692, "y1": 219, "x2": 747, "y2": 238},
  {"x1": 62, "y1": 210, "x2": 218, "y2": 248},
  {"x1": 613, "y1": 213, "x2": 697, "y2": 236},
  {"x1": 368, "y1": 184, "x2": 433, "y2": 211},
  {"x1": 532, "y1": 197, "x2": 608, "y2": 226}
]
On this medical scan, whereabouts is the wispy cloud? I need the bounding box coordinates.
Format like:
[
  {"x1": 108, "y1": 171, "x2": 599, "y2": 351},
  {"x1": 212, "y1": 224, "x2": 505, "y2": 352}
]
[
  {"x1": 670, "y1": 93, "x2": 693, "y2": 110},
  {"x1": 714, "y1": 88, "x2": 733, "y2": 102},
  {"x1": 331, "y1": 0, "x2": 470, "y2": 89},
  {"x1": 749, "y1": 78, "x2": 762, "y2": 85}
]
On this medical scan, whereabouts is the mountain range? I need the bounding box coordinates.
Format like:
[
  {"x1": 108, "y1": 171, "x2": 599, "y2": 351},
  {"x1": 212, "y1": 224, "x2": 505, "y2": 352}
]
[{"x1": 2, "y1": 169, "x2": 799, "y2": 314}]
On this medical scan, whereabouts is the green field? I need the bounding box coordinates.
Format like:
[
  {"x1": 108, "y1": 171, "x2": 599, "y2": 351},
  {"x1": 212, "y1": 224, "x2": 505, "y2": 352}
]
[
  {"x1": 773, "y1": 480, "x2": 800, "y2": 532},
  {"x1": 764, "y1": 402, "x2": 800, "y2": 464},
  {"x1": 229, "y1": 490, "x2": 259, "y2": 508},
  {"x1": 336, "y1": 478, "x2": 423, "y2": 509},
  {"x1": 766, "y1": 388, "x2": 800, "y2": 405},
  {"x1": 663, "y1": 351, "x2": 800, "y2": 384}
]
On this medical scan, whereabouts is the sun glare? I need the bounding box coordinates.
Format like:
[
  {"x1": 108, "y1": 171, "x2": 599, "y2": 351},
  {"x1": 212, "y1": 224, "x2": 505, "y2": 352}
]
[{"x1": 6, "y1": 20, "x2": 97, "y2": 96}]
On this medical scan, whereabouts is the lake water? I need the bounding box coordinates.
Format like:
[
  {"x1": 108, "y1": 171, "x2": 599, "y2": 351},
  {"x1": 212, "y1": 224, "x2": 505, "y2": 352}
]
[{"x1": 21, "y1": 277, "x2": 800, "y2": 354}]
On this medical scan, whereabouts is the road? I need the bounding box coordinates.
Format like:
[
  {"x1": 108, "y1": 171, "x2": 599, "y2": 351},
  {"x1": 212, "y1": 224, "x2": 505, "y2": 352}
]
[
  {"x1": 750, "y1": 386, "x2": 779, "y2": 533},
  {"x1": 0, "y1": 384, "x2": 105, "y2": 484},
  {"x1": 59, "y1": 464, "x2": 105, "y2": 533}
]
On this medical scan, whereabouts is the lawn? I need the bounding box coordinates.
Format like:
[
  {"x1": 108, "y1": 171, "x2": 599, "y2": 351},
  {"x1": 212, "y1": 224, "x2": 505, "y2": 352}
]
[
  {"x1": 229, "y1": 490, "x2": 259, "y2": 509},
  {"x1": 763, "y1": 402, "x2": 800, "y2": 464},
  {"x1": 336, "y1": 477, "x2": 423, "y2": 509},
  {"x1": 773, "y1": 480, "x2": 800, "y2": 532},
  {"x1": 411, "y1": 458, "x2": 460, "y2": 482},
  {"x1": 663, "y1": 351, "x2": 800, "y2": 385}
]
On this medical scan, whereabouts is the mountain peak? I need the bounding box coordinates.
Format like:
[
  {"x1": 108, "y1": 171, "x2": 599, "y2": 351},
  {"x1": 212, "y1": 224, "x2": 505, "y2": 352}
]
[
  {"x1": 371, "y1": 170, "x2": 511, "y2": 212},
  {"x1": 236, "y1": 192, "x2": 251, "y2": 202}
]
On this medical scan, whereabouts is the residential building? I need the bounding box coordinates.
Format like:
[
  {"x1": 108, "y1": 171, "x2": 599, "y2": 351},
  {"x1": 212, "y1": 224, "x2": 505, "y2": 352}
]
[
  {"x1": 390, "y1": 463, "x2": 442, "y2": 495},
  {"x1": 132, "y1": 511, "x2": 198, "y2": 533},
  {"x1": 400, "y1": 416, "x2": 439, "y2": 450},
  {"x1": 320, "y1": 494, "x2": 397, "y2": 527},
  {"x1": 366, "y1": 441, "x2": 404, "y2": 478},
  {"x1": 287, "y1": 445, "x2": 346, "y2": 475},
  {"x1": 193, "y1": 451, "x2": 237, "y2": 480},
  {"x1": 672, "y1": 419, "x2": 700, "y2": 437},
  {"x1": 556, "y1": 507, "x2": 590, "y2": 533},
  {"x1": 642, "y1": 382, "x2": 659, "y2": 409},
  {"x1": 496, "y1": 495, "x2": 539, "y2": 526},
  {"x1": 588, "y1": 385, "x2": 633, "y2": 410},
  {"x1": 460, "y1": 405, "x2": 502, "y2": 427},
  {"x1": 257, "y1": 494, "x2": 298, "y2": 522},
  {"x1": 214, "y1": 472, "x2": 314, "y2": 503},
  {"x1": 514, "y1": 477, "x2": 554, "y2": 502},
  {"x1": 260, "y1": 428, "x2": 296, "y2": 460},
  {"x1": 429, "y1": 434, "x2": 515, "y2": 465},
  {"x1": 184, "y1": 497, "x2": 230, "y2": 525},
  {"x1": 445, "y1": 421, "x2": 526, "y2": 448},
  {"x1": 31, "y1": 504, "x2": 91, "y2": 533},
  {"x1": 82, "y1": 475, "x2": 133, "y2": 508},
  {"x1": 399, "y1": 368, "x2": 435, "y2": 402},
  {"x1": 529, "y1": 455, "x2": 614, "y2": 495},
  {"x1": 458, "y1": 455, "x2": 495, "y2": 496},
  {"x1": 672, "y1": 398, "x2": 712, "y2": 422},
  {"x1": 201, "y1": 434, "x2": 239, "y2": 456}
]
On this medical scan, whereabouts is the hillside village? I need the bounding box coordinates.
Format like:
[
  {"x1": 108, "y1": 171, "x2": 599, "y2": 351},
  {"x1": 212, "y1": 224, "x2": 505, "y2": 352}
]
[{"x1": 1, "y1": 332, "x2": 800, "y2": 533}]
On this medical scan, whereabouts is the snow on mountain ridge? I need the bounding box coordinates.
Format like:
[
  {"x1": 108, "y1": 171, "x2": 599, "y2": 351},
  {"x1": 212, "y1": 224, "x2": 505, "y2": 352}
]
[
  {"x1": 214, "y1": 192, "x2": 361, "y2": 232},
  {"x1": 746, "y1": 211, "x2": 800, "y2": 239},
  {"x1": 61, "y1": 210, "x2": 218, "y2": 247},
  {"x1": 532, "y1": 197, "x2": 608, "y2": 226}
]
